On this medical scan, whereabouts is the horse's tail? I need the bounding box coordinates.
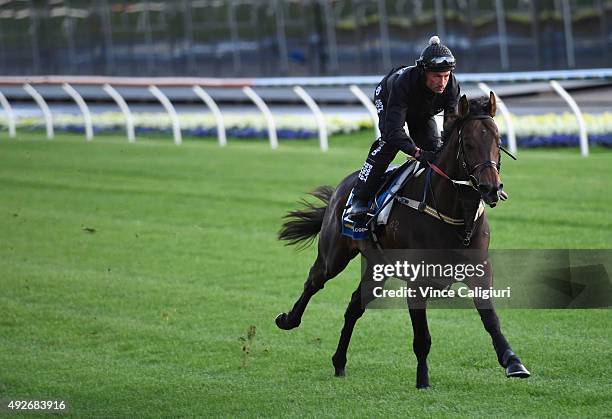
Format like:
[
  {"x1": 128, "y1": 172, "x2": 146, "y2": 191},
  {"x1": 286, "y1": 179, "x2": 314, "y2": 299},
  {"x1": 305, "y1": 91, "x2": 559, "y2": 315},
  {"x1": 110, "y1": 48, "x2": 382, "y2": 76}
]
[{"x1": 278, "y1": 185, "x2": 335, "y2": 249}]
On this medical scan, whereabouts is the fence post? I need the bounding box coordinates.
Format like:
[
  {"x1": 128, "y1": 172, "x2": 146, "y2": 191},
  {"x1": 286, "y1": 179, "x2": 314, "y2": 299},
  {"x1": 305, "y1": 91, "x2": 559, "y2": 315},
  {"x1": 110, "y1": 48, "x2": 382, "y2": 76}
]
[
  {"x1": 293, "y1": 86, "x2": 328, "y2": 151},
  {"x1": 550, "y1": 80, "x2": 588, "y2": 157},
  {"x1": 0, "y1": 89, "x2": 16, "y2": 138},
  {"x1": 193, "y1": 86, "x2": 227, "y2": 147},
  {"x1": 103, "y1": 84, "x2": 135, "y2": 143},
  {"x1": 62, "y1": 83, "x2": 94, "y2": 141},
  {"x1": 149, "y1": 85, "x2": 182, "y2": 145},
  {"x1": 23, "y1": 83, "x2": 54, "y2": 139},
  {"x1": 242, "y1": 86, "x2": 278, "y2": 149},
  {"x1": 349, "y1": 85, "x2": 380, "y2": 139}
]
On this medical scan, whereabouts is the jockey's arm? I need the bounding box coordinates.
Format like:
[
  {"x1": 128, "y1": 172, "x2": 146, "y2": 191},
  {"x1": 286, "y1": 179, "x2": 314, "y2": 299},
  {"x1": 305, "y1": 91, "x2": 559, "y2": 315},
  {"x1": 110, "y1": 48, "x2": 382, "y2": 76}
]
[{"x1": 383, "y1": 81, "x2": 419, "y2": 157}]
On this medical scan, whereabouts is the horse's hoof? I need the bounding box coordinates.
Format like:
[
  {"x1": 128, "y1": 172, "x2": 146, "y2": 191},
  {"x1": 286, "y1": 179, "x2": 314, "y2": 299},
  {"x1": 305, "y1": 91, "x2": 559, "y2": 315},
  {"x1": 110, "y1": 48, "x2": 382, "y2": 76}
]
[
  {"x1": 275, "y1": 312, "x2": 299, "y2": 330},
  {"x1": 332, "y1": 354, "x2": 346, "y2": 377},
  {"x1": 416, "y1": 364, "x2": 429, "y2": 389},
  {"x1": 505, "y1": 361, "x2": 531, "y2": 378}
]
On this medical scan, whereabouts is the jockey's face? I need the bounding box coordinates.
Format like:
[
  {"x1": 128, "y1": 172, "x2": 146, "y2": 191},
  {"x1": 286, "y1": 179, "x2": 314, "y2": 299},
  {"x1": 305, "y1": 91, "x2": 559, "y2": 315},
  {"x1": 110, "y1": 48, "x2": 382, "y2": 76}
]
[{"x1": 425, "y1": 70, "x2": 451, "y2": 94}]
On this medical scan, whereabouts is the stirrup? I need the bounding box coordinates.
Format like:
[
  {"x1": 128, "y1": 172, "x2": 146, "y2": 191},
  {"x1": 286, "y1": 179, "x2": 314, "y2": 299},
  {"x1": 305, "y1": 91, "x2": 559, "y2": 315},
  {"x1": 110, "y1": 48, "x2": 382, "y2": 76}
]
[{"x1": 347, "y1": 203, "x2": 371, "y2": 222}]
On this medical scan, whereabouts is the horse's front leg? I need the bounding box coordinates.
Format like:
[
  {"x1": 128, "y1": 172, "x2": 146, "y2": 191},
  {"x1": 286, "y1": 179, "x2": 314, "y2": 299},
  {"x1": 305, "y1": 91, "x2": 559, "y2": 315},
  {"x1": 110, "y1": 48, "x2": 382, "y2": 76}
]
[
  {"x1": 471, "y1": 265, "x2": 530, "y2": 378},
  {"x1": 475, "y1": 300, "x2": 530, "y2": 378},
  {"x1": 408, "y1": 295, "x2": 431, "y2": 389}
]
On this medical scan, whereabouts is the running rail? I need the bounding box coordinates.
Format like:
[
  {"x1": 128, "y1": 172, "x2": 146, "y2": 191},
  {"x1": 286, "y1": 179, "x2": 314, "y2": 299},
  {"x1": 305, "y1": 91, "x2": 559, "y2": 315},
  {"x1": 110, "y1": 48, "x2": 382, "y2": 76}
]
[
  {"x1": 1, "y1": 68, "x2": 611, "y2": 87},
  {"x1": 1, "y1": 70, "x2": 609, "y2": 152}
]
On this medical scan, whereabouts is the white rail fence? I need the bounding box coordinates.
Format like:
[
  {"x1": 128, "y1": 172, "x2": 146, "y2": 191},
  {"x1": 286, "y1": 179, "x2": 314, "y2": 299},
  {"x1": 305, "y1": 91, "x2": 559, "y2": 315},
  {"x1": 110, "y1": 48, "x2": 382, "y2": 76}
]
[{"x1": 1, "y1": 69, "x2": 612, "y2": 156}]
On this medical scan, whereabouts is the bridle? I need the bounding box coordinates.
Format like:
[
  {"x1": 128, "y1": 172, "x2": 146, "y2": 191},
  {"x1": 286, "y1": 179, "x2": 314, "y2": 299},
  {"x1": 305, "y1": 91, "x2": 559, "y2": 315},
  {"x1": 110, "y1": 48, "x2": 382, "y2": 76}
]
[{"x1": 432, "y1": 114, "x2": 517, "y2": 192}]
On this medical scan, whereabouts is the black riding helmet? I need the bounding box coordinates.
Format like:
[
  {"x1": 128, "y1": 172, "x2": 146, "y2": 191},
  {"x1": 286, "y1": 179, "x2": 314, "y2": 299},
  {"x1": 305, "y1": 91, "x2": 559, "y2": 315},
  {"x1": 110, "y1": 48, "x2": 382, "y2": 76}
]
[{"x1": 416, "y1": 35, "x2": 456, "y2": 72}]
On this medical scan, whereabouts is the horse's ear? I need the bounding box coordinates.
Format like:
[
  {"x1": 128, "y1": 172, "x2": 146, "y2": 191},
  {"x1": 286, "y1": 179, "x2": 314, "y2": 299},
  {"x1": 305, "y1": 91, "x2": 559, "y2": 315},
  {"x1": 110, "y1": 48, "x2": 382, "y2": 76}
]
[
  {"x1": 488, "y1": 91, "x2": 497, "y2": 117},
  {"x1": 458, "y1": 94, "x2": 469, "y2": 118}
]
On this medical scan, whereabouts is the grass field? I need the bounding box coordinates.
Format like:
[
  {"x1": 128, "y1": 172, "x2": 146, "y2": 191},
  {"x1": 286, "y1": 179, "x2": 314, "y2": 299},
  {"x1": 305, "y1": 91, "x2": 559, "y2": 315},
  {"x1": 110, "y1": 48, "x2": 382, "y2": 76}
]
[{"x1": 1, "y1": 131, "x2": 611, "y2": 417}]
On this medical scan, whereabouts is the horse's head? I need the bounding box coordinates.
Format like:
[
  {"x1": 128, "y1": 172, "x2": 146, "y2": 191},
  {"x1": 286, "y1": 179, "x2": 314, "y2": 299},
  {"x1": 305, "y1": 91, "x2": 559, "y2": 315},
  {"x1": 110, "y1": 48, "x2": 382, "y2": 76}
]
[{"x1": 444, "y1": 92, "x2": 504, "y2": 207}]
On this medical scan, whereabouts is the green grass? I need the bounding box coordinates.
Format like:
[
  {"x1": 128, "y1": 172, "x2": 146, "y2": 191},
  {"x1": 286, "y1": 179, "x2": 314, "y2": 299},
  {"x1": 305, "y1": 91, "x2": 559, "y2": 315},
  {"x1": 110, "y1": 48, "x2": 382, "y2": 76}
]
[{"x1": 1, "y1": 131, "x2": 611, "y2": 417}]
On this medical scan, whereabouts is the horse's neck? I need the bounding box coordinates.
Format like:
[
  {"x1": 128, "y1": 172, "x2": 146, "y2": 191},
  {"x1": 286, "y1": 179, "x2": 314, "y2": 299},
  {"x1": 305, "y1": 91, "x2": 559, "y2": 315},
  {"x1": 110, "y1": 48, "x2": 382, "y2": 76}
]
[
  {"x1": 436, "y1": 132, "x2": 465, "y2": 181},
  {"x1": 425, "y1": 133, "x2": 471, "y2": 216}
]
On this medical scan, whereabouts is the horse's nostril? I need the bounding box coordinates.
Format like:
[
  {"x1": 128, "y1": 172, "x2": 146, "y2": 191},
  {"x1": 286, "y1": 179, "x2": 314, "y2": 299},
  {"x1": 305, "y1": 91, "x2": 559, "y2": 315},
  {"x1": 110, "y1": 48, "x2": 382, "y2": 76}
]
[{"x1": 499, "y1": 183, "x2": 504, "y2": 190}]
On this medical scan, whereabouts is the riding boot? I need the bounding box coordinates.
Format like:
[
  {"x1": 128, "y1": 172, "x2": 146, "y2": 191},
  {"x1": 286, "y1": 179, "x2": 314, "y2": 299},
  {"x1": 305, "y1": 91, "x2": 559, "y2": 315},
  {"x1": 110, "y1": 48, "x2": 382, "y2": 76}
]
[
  {"x1": 348, "y1": 138, "x2": 398, "y2": 221},
  {"x1": 347, "y1": 167, "x2": 385, "y2": 221}
]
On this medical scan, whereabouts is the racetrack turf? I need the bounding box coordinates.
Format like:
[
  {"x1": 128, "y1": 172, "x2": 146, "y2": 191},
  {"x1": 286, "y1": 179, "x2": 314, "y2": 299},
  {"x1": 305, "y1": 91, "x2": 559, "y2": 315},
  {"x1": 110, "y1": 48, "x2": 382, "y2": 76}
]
[{"x1": 1, "y1": 131, "x2": 610, "y2": 417}]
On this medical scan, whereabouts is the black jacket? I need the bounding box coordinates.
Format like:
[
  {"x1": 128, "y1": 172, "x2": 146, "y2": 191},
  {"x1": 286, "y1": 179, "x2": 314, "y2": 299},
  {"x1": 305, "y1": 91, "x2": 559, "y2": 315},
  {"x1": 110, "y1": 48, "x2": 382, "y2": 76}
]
[{"x1": 383, "y1": 65, "x2": 460, "y2": 154}]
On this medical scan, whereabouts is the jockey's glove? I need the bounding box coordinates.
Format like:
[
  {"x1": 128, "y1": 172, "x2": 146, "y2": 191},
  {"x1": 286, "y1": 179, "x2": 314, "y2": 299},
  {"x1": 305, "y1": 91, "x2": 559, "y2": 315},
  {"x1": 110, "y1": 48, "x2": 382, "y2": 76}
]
[{"x1": 414, "y1": 148, "x2": 438, "y2": 164}]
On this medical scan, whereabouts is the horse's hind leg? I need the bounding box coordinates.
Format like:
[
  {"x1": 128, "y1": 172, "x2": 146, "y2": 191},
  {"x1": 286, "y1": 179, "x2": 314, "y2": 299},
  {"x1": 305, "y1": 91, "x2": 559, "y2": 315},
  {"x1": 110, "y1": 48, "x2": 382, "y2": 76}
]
[
  {"x1": 276, "y1": 242, "x2": 356, "y2": 330},
  {"x1": 408, "y1": 297, "x2": 432, "y2": 389}
]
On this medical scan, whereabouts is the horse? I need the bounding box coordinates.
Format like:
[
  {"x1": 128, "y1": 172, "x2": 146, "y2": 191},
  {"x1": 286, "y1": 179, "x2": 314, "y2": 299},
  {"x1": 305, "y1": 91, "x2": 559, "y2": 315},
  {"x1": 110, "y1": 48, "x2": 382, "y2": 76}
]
[{"x1": 275, "y1": 92, "x2": 530, "y2": 388}]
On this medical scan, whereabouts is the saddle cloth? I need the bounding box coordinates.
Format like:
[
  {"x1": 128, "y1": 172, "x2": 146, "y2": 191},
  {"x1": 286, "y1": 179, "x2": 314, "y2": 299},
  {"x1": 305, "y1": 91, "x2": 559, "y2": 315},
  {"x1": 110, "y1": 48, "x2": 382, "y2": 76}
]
[{"x1": 341, "y1": 160, "x2": 423, "y2": 240}]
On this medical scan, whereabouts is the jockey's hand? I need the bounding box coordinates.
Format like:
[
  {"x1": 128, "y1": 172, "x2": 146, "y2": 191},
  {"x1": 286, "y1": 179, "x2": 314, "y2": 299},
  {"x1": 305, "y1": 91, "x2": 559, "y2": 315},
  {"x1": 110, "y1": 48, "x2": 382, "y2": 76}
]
[{"x1": 414, "y1": 148, "x2": 438, "y2": 164}]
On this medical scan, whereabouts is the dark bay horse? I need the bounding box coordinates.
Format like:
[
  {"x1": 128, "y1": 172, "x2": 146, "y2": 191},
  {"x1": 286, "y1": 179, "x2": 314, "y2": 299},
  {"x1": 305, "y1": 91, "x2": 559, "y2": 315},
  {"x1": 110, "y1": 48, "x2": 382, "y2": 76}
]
[{"x1": 276, "y1": 93, "x2": 530, "y2": 388}]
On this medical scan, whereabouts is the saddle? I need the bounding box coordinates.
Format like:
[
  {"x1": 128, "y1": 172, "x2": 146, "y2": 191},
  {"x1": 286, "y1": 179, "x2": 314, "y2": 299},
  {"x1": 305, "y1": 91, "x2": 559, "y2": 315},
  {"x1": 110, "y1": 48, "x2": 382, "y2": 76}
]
[{"x1": 341, "y1": 159, "x2": 423, "y2": 240}]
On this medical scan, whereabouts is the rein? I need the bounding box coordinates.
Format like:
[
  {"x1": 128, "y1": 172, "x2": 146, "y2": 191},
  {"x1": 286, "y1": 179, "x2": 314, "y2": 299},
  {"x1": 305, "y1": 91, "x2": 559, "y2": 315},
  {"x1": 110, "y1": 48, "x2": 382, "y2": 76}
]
[{"x1": 429, "y1": 162, "x2": 473, "y2": 188}]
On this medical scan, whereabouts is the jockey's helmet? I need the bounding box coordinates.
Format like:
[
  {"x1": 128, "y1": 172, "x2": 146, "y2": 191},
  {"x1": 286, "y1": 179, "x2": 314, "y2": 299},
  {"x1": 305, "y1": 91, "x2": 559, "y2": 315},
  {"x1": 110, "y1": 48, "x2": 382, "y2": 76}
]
[{"x1": 416, "y1": 35, "x2": 456, "y2": 72}]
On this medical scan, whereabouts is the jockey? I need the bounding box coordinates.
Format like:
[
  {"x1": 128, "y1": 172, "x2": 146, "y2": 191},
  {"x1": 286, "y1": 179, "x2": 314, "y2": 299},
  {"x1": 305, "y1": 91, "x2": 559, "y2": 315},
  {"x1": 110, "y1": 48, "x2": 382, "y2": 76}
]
[{"x1": 347, "y1": 35, "x2": 460, "y2": 221}]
